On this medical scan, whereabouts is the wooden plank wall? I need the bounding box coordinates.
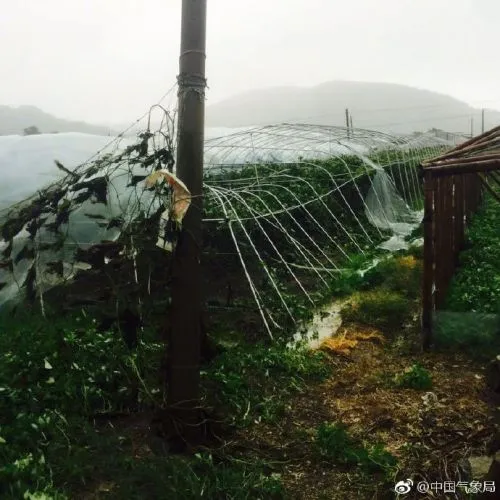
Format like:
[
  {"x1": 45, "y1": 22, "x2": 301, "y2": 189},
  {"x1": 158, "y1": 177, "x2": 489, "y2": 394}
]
[{"x1": 421, "y1": 170, "x2": 483, "y2": 349}]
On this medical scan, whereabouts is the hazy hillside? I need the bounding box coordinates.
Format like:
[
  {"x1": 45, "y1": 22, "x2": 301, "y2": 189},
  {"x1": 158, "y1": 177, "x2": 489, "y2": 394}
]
[
  {"x1": 0, "y1": 105, "x2": 115, "y2": 136},
  {"x1": 6, "y1": 81, "x2": 500, "y2": 138},
  {"x1": 206, "y1": 81, "x2": 500, "y2": 135}
]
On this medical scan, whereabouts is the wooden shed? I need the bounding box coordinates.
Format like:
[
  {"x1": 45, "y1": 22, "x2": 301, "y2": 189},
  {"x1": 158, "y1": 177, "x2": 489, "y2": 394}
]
[{"x1": 421, "y1": 125, "x2": 500, "y2": 349}]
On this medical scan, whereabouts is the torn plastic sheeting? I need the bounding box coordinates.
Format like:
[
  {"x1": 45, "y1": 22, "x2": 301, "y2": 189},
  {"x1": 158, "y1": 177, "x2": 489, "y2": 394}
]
[
  {"x1": 144, "y1": 170, "x2": 191, "y2": 252},
  {"x1": 363, "y1": 167, "x2": 422, "y2": 252}
]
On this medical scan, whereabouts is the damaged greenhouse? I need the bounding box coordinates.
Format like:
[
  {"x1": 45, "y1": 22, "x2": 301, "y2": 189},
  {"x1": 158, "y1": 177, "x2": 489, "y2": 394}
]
[{"x1": 0, "y1": 119, "x2": 464, "y2": 339}]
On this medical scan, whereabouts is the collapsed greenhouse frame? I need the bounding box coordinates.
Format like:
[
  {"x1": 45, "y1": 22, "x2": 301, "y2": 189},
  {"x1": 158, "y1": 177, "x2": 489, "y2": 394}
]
[{"x1": 0, "y1": 121, "x2": 471, "y2": 346}]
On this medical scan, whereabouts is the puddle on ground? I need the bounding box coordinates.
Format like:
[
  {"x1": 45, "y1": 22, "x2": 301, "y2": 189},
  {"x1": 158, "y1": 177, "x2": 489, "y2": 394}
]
[
  {"x1": 288, "y1": 300, "x2": 345, "y2": 349},
  {"x1": 288, "y1": 244, "x2": 422, "y2": 350},
  {"x1": 288, "y1": 256, "x2": 386, "y2": 349}
]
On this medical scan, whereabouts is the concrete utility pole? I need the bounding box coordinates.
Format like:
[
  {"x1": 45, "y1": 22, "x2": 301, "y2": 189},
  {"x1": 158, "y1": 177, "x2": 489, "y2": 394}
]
[{"x1": 166, "y1": 0, "x2": 207, "y2": 443}]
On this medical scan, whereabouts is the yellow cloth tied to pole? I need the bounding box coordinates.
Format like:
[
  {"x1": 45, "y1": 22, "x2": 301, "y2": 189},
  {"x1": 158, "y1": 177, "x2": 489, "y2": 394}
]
[{"x1": 144, "y1": 170, "x2": 191, "y2": 251}]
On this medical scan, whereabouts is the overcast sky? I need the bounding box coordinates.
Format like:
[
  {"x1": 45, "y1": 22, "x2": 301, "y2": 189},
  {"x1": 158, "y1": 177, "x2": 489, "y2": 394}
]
[{"x1": 2, "y1": 0, "x2": 499, "y2": 125}]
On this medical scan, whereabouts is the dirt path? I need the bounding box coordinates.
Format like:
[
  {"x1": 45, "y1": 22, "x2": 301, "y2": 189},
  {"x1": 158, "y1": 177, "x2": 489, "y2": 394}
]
[{"x1": 235, "y1": 325, "x2": 497, "y2": 499}]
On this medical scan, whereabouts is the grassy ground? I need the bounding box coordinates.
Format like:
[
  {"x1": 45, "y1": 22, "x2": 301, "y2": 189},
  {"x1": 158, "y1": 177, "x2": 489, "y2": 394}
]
[
  {"x1": 1, "y1": 136, "x2": 488, "y2": 498},
  {"x1": 1, "y1": 244, "x2": 498, "y2": 499},
  {"x1": 1, "y1": 188, "x2": 499, "y2": 499},
  {"x1": 240, "y1": 331, "x2": 493, "y2": 499}
]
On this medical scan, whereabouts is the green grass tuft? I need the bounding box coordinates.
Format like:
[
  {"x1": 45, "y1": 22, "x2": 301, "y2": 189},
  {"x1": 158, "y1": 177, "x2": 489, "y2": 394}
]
[
  {"x1": 394, "y1": 363, "x2": 432, "y2": 390},
  {"x1": 315, "y1": 422, "x2": 397, "y2": 474},
  {"x1": 204, "y1": 342, "x2": 331, "y2": 426},
  {"x1": 341, "y1": 288, "x2": 412, "y2": 329}
]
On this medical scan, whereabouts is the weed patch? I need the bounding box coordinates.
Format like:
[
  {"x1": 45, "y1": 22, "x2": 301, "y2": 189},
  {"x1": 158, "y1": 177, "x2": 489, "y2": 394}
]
[
  {"x1": 433, "y1": 310, "x2": 500, "y2": 358},
  {"x1": 315, "y1": 422, "x2": 397, "y2": 474},
  {"x1": 340, "y1": 288, "x2": 412, "y2": 330},
  {"x1": 0, "y1": 309, "x2": 293, "y2": 498},
  {"x1": 393, "y1": 363, "x2": 432, "y2": 390},
  {"x1": 99, "y1": 453, "x2": 285, "y2": 500},
  {"x1": 362, "y1": 254, "x2": 422, "y2": 298},
  {"x1": 446, "y1": 192, "x2": 500, "y2": 315},
  {"x1": 204, "y1": 342, "x2": 331, "y2": 425}
]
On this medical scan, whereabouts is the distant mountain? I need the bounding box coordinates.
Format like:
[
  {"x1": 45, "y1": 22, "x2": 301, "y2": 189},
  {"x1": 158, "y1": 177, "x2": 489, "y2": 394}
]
[
  {"x1": 206, "y1": 81, "x2": 500, "y2": 135},
  {"x1": 0, "y1": 105, "x2": 115, "y2": 136}
]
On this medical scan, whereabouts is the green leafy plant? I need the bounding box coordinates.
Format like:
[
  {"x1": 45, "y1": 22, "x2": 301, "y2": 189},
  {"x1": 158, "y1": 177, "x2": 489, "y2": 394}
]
[
  {"x1": 446, "y1": 192, "x2": 500, "y2": 315},
  {"x1": 315, "y1": 423, "x2": 397, "y2": 474},
  {"x1": 433, "y1": 310, "x2": 500, "y2": 358},
  {"x1": 0, "y1": 309, "x2": 164, "y2": 499},
  {"x1": 204, "y1": 342, "x2": 330, "y2": 425},
  {"x1": 316, "y1": 422, "x2": 360, "y2": 463},
  {"x1": 394, "y1": 363, "x2": 432, "y2": 390}
]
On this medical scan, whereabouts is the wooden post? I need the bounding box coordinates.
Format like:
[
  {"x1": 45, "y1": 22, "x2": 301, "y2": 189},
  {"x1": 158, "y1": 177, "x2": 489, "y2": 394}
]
[
  {"x1": 345, "y1": 108, "x2": 350, "y2": 139},
  {"x1": 450, "y1": 175, "x2": 457, "y2": 267},
  {"x1": 478, "y1": 172, "x2": 484, "y2": 206},
  {"x1": 422, "y1": 170, "x2": 435, "y2": 351},
  {"x1": 454, "y1": 175, "x2": 464, "y2": 263},
  {"x1": 434, "y1": 177, "x2": 445, "y2": 308},
  {"x1": 166, "y1": 0, "x2": 207, "y2": 444},
  {"x1": 464, "y1": 173, "x2": 472, "y2": 222},
  {"x1": 442, "y1": 177, "x2": 453, "y2": 298},
  {"x1": 471, "y1": 174, "x2": 479, "y2": 212}
]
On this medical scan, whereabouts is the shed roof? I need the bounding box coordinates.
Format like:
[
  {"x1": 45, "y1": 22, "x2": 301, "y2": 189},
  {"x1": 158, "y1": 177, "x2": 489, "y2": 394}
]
[{"x1": 423, "y1": 125, "x2": 500, "y2": 175}]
